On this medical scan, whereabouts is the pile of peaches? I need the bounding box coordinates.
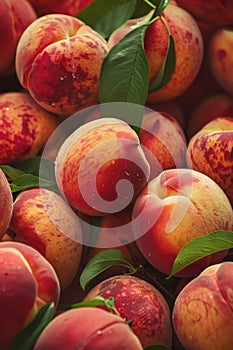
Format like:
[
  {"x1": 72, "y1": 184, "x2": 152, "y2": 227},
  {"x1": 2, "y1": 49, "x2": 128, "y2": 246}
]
[{"x1": 0, "y1": 0, "x2": 233, "y2": 349}]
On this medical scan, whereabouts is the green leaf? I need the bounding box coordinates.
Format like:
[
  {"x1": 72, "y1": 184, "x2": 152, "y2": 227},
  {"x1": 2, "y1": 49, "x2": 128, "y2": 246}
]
[
  {"x1": 9, "y1": 174, "x2": 58, "y2": 193},
  {"x1": 79, "y1": 249, "x2": 137, "y2": 290},
  {"x1": 10, "y1": 302, "x2": 55, "y2": 350},
  {"x1": 148, "y1": 33, "x2": 175, "y2": 92},
  {"x1": 169, "y1": 230, "x2": 233, "y2": 278},
  {"x1": 99, "y1": 20, "x2": 151, "y2": 106},
  {"x1": 145, "y1": 345, "x2": 172, "y2": 350},
  {"x1": 150, "y1": 0, "x2": 170, "y2": 18},
  {"x1": 78, "y1": 0, "x2": 137, "y2": 38},
  {"x1": 12, "y1": 157, "x2": 56, "y2": 182},
  {"x1": 0, "y1": 165, "x2": 25, "y2": 180},
  {"x1": 68, "y1": 295, "x2": 116, "y2": 311},
  {"x1": 132, "y1": 0, "x2": 151, "y2": 18}
]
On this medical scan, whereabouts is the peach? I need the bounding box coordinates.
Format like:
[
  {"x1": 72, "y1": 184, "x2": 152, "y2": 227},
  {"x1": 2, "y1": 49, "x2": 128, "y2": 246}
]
[
  {"x1": 55, "y1": 117, "x2": 150, "y2": 216},
  {"x1": 34, "y1": 307, "x2": 143, "y2": 350},
  {"x1": 9, "y1": 187, "x2": 83, "y2": 291},
  {"x1": 84, "y1": 274, "x2": 173, "y2": 348},
  {"x1": 132, "y1": 168, "x2": 233, "y2": 277},
  {"x1": 176, "y1": 0, "x2": 233, "y2": 26},
  {"x1": 0, "y1": 91, "x2": 59, "y2": 165},
  {"x1": 139, "y1": 110, "x2": 187, "y2": 180},
  {"x1": 208, "y1": 27, "x2": 233, "y2": 97},
  {"x1": 26, "y1": 0, "x2": 95, "y2": 16},
  {"x1": 0, "y1": 0, "x2": 37, "y2": 76},
  {"x1": 0, "y1": 241, "x2": 60, "y2": 349},
  {"x1": 0, "y1": 169, "x2": 13, "y2": 240},
  {"x1": 173, "y1": 261, "x2": 233, "y2": 350},
  {"x1": 186, "y1": 117, "x2": 233, "y2": 205},
  {"x1": 186, "y1": 93, "x2": 233, "y2": 139},
  {"x1": 15, "y1": 14, "x2": 109, "y2": 116}
]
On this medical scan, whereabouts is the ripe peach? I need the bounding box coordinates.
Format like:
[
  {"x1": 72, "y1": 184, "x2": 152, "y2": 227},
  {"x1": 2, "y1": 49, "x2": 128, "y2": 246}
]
[
  {"x1": 34, "y1": 307, "x2": 143, "y2": 350},
  {"x1": 55, "y1": 117, "x2": 150, "y2": 216},
  {"x1": 9, "y1": 187, "x2": 83, "y2": 291},
  {"x1": 84, "y1": 274, "x2": 173, "y2": 348},
  {"x1": 176, "y1": 0, "x2": 233, "y2": 26},
  {"x1": 132, "y1": 168, "x2": 233, "y2": 277},
  {"x1": 186, "y1": 117, "x2": 233, "y2": 205},
  {"x1": 0, "y1": 0, "x2": 37, "y2": 76},
  {"x1": 139, "y1": 111, "x2": 187, "y2": 180},
  {"x1": 186, "y1": 93, "x2": 233, "y2": 139},
  {"x1": 208, "y1": 27, "x2": 233, "y2": 97},
  {"x1": 26, "y1": 0, "x2": 94, "y2": 16},
  {"x1": 0, "y1": 241, "x2": 60, "y2": 349},
  {"x1": 173, "y1": 261, "x2": 233, "y2": 350},
  {"x1": 0, "y1": 169, "x2": 13, "y2": 240},
  {"x1": 0, "y1": 91, "x2": 59, "y2": 165},
  {"x1": 15, "y1": 14, "x2": 109, "y2": 116}
]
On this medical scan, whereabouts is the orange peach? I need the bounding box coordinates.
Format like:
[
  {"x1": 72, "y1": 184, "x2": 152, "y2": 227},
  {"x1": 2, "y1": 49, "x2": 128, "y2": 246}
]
[
  {"x1": 55, "y1": 117, "x2": 150, "y2": 216},
  {"x1": 186, "y1": 117, "x2": 233, "y2": 205},
  {"x1": 84, "y1": 274, "x2": 173, "y2": 348},
  {"x1": 15, "y1": 14, "x2": 109, "y2": 116},
  {"x1": 26, "y1": 0, "x2": 94, "y2": 16},
  {"x1": 208, "y1": 27, "x2": 233, "y2": 97},
  {"x1": 0, "y1": 169, "x2": 13, "y2": 240},
  {"x1": 9, "y1": 187, "x2": 83, "y2": 291},
  {"x1": 139, "y1": 111, "x2": 187, "y2": 180},
  {"x1": 0, "y1": 91, "x2": 59, "y2": 165},
  {"x1": 34, "y1": 307, "x2": 143, "y2": 350},
  {"x1": 0, "y1": 241, "x2": 60, "y2": 349},
  {"x1": 132, "y1": 168, "x2": 233, "y2": 277},
  {"x1": 176, "y1": 0, "x2": 233, "y2": 26},
  {"x1": 0, "y1": 0, "x2": 37, "y2": 76},
  {"x1": 173, "y1": 261, "x2": 233, "y2": 350}
]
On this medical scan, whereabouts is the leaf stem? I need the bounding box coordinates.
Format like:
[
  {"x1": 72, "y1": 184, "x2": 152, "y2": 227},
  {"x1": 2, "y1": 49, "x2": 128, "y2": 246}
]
[{"x1": 143, "y1": 0, "x2": 156, "y2": 9}]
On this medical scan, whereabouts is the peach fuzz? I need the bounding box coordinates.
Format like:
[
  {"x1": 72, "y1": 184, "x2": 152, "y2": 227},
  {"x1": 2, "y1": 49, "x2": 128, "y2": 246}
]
[
  {"x1": 55, "y1": 117, "x2": 150, "y2": 216},
  {"x1": 186, "y1": 117, "x2": 233, "y2": 205},
  {"x1": 34, "y1": 307, "x2": 143, "y2": 350},
  {"x1": 0, "y1": 241, "x2": 60, "y2": 349},
  {"x1": 0, "y1": 91, "x2": 59, "y2": 165},
  {"x1": 139, "y1": 111, "x2": 187, "y2": 180},
  {"x1": 176, "y1": 0, "x2": 233, "y2": 26},
  {"x1": 26, "y1": 0, "x2": 94, "y2": 16},
  {"x1": 0, "y1": 0, "x2": 37, "y2": 76},
  {"x1": 208, "y1": 27, "x2": 233, "y2": 97},
  {"x1": 15, "y1": 14, "x2": 109, "y2": 116},
  {"x1": 9, "y1": 187, "x2": 83, "y2": 291},
  {"x1": 186, "y1": 93, "x2": 233, "y2": 139},
  {"x1": 0, "y1": 169, "x2": 13, "y2": 240},
  {"x1": 132, "y1": 168, "x2": 233, "y2": 277},
  {"x1": 173, "y1": 261, "x2": 233, "y2": 350},
  {"x1": 85, "y1": 274, "x2": 173, "y2": 348}
]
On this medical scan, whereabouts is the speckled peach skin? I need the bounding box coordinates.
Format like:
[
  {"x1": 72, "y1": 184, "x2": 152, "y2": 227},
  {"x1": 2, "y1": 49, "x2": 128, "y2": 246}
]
[
  {"x1": 209, "y1": 28, "x2": 233, "y2": 96},
  {"x1": 0, "y1": 91, "x2": 59, "y2": 165},
  {"x1": 27, "y1": 0, "x2": 94, "y2": 16},
  {"x1": 173, "y1": 262, "x2": 233, "y2": 350},
  {"x1": 15, "y1": 14, "x2": 109, "y2": 115},
  {"x1": 132, "y1": 168, "x2": 233, "y2": 277},
  {"x1": 85, "y1": 275, "x2": 173, "y2": 348},
  {"x1": 187, "y1": 117, "x2": 233, "y2": 205},
  {"x1": 176, "y1": 0, "x2": 233, "y2": 25},
  {"x1": 34, "y1": 307, "x2": 143, "y2": 350},
  {"x1": 9, "y1": 187, "x2": 83, "y2": 291},
  {"x1": 0, "y1": 241, "x2": 60, "y2": 350},
  {"x1": 0, "y1": 169, "x2": 13, "y2": 240},
  {"x1": 0, "y1": 0, "x2": 37, "y2": 76}
]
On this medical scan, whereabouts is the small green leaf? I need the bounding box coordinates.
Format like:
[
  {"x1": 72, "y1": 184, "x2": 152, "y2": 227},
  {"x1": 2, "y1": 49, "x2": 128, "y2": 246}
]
[
  {"x1": 0, "y1": 165, "x2": 25, "y2": 180},
  {"x1": 9, "y1": 174, "x2": 58, "y2": 193},
  {"x1": 68, "y1": 295, "x2": 114, "y2": 310},
  {"x1": 79, "y1": 249, "x2": 137, "y2": 290},
  {"x1": 145, "y1": 345, "x2": 172, "y2": 350},
  {"x1": 148, "y1": 33, "x2": 175, "y2": 92},
  {"x1": 99, "y1": 17, "x2": 152, "y2": 106},
  {"x1": 169, "y1": 230, "x2": 233, "y2": 278},
  {"x1": 12, "y1": 157, "x2": 56, "y2": 182},
  {"x1": 78, "y1": 0, "x2": 137, "y2": 38},
  {"x1": 10, "y1": 302, "x2": 55, "y2": 350}
]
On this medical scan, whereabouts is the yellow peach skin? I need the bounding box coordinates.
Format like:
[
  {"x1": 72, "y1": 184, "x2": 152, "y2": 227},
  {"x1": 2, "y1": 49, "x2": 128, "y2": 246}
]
[
  {"x1": 0, "y1": 91, "x2": 59, "y2": 165},
  {"x1": 173, "y1": 261, "x2": 233, "y2": 350},
  {"x1": 9, "y1": 187, "x2": 83, "y2": 291},
  {"x1": 15, "y1": 14, "x2": 109, "y2": 116},
  {"x1": 0, "y1": 241, "x2": 60, "y2": 349},
  {"x1": 186, "y1": 117, "x2": 233, "y2": 205},
  {"x1": 132, "y1": 168, "x2": 233, "y2": 277},
  {"x1": 0, "y1": 169, "x2": 13, "y2": 240}
]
